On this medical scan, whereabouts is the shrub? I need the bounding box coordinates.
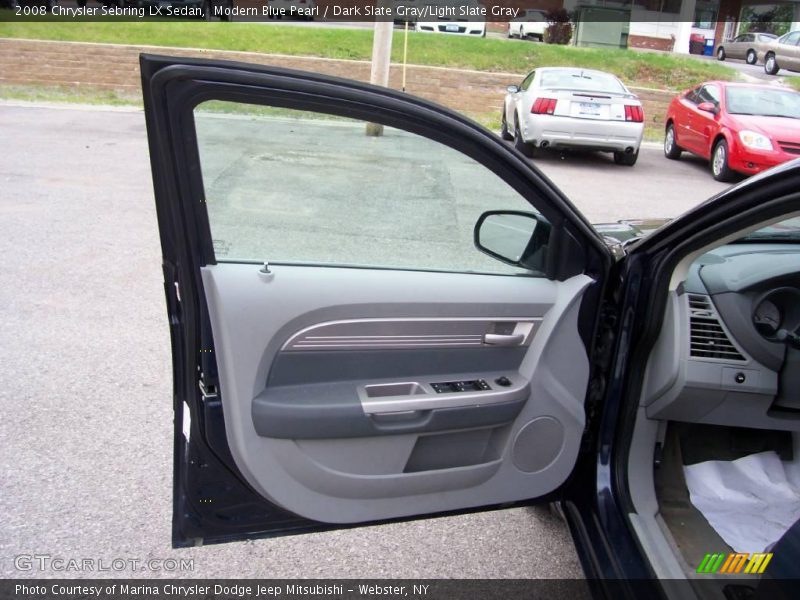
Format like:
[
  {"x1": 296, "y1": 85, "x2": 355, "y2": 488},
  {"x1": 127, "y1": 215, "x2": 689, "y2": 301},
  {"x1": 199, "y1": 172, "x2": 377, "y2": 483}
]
[{"x1": 544, "y1": 9, "x2": 573, "y2": 45}]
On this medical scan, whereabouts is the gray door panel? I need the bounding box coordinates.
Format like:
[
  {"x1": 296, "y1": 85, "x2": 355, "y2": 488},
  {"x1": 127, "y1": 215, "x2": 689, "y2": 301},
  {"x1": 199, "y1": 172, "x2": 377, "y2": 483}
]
[{"x1": 201, "y1": 263, "x2": 592, "y2": 523}]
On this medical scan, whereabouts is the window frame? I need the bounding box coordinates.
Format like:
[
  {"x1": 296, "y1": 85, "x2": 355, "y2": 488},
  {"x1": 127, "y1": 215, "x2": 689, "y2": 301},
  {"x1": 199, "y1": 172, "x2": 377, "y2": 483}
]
[{"x1": 150, "y1": 63, "x2": 607, "y2": 282}]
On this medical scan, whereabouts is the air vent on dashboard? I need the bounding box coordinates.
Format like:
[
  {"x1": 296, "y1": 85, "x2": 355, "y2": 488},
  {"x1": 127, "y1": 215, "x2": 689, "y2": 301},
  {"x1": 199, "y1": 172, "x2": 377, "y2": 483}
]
[{"x1": 687, "y1": 294, "x2": 746, "y2": 362}]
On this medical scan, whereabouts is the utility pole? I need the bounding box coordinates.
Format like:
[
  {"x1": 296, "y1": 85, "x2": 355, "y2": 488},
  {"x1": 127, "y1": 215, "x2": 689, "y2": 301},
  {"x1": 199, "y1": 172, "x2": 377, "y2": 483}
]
[{"x1": 366, "y1": 19, "x2": 393, "y2": 137}]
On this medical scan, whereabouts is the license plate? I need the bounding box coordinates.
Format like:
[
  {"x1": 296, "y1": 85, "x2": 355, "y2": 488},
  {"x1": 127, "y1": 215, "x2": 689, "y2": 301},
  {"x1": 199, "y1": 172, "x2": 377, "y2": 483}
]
[
  {"x1": 579, "y1": 102, "x2": 601, "y2": 116},
  {"x1": 446, "y1": 24, "x2": 460, "y2": 32}
]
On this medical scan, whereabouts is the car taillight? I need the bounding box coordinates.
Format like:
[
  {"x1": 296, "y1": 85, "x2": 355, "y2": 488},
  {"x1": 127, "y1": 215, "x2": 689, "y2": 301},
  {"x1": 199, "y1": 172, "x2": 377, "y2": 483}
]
[
  {"x1": 532, "y1": 98, "x2": 557, "y2": 115},
  {"x1": 625, "y1": 105, "x2": 644, "y2": 122}
]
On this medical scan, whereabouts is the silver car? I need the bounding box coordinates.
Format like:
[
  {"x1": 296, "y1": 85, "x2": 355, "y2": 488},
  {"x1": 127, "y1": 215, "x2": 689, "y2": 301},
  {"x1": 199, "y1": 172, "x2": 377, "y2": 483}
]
[
  {"x1": 716, "y1": 32, "x2": 777, "y2": 65},
  {"x1": 764, "y1": 30, "x2": 800, "y2": 75},
  {"x1": 501, "y1": 67, "x2": 645, "y2": 166}
]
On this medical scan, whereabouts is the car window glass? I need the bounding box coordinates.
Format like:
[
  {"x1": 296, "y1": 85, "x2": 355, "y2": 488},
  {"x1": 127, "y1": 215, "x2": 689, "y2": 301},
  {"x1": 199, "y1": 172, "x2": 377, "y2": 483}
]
[
  {"x1": 685, "y1": 87, "x2": 701, "y2": 104},
  {"x1": 783, "y1": 32, "x2": 800, "y2": 45},
  {"x1": 698, "y1": 85, "x2": 720, "y2": 105},
  {"x1": 725, "y1": 87, "x2": 800, "y2": 118},
  {"x1": 520, "y1": 72, "x2": 535, "y2": 91},
  {"x1": 539, "y1": 71, "x2": 625, "y2": 94},
  {"x1": 193, "y1": 102, "x2": 542, "y2": 275}
]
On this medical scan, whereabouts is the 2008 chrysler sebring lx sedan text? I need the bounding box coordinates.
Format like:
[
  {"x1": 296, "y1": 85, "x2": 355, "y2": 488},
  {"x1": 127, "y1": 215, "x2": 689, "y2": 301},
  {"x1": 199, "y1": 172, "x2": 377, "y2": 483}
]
[{"x1": 142, "y1": 55, "x2": 800, "y2": 598}]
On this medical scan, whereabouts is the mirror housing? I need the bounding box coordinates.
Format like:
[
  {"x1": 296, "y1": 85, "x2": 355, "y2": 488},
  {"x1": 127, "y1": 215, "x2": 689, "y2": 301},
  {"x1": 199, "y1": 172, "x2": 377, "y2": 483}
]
[
  {"x1": 474, "y1": 210, "x2": 550, "y2": 274},
  {"x1": 697, "y1": 101, "x2": 718, "y2": 114},
  {"x1": 506, "y1": 84, "x2": 521, "y2": 94}
]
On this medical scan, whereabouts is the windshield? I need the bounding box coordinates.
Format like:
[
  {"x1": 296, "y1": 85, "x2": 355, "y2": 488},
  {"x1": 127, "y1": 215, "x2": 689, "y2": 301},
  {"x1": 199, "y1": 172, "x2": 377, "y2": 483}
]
[
  {"x1": 725, "y1": 87, "x2": 800, "y2": 119},
  {"x1": 539, "y1": 70, "x2": 626, "y2": 94},
  {"x1": 739, "y1": 216, "x2": 800, "y2": 241}
]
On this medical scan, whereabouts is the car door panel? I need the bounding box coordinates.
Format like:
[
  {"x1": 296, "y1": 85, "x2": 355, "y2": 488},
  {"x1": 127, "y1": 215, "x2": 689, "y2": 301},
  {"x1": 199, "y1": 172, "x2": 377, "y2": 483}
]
[
  {"x1": 141, "y1": 54, "x2": 611, "y2": 543},
  {"x1": 203, "y1": 262, "x2": 592, "y2": 522},
  {"x1": 675, "y1": 97, "x2": 698, "y2": 153}
]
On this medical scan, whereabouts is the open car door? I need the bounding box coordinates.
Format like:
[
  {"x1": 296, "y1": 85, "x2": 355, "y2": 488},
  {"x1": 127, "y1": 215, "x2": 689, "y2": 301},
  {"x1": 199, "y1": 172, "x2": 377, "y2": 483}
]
[{"x1": 140, "y1": 54, "x2": 614, "y2": 547}]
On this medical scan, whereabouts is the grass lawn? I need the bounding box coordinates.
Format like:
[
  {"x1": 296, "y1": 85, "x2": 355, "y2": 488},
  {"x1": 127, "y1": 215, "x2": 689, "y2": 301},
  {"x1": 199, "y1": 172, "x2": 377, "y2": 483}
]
[{"x1": 0, "y1": 19, "x2": 740, "y2": 90}]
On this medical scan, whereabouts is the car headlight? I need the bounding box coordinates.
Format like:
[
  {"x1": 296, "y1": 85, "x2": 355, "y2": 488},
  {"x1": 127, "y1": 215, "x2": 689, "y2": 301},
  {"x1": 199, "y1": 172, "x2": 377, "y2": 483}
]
[{"x1": 738, "y1": 130, "x2": 773, "y2": 151}]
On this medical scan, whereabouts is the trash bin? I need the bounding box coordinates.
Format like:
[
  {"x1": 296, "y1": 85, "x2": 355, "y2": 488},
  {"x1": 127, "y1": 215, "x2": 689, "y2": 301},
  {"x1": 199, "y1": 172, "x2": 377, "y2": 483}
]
[
  {"x1": 704, "y1": 39, "x2": 715, "y2": 56},
  {"x1": 689, "y1": 33, "x2": 705, "y2": 55}
]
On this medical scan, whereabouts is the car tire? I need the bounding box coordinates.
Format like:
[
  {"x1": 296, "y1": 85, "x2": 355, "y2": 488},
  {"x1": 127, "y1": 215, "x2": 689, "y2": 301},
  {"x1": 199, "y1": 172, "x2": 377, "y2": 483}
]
[
  {"x1": 711, "y1": 139, "x2": 736, "y2": 182},
  {"x1": 500, "y1": 110, "x2": 513, "y2": 141},
  {"x1": 664, "y1": 124, "x2": 682, "y2": 160},
  {"x1": 514, "y1": 117, "x2": 535, "y2": 158},
  {"x1": 746, "y1": 50, "x2": 757, "y2": 65},
  {"x1": 614, "y1": 150, "x2": 638, "y2": 166},
  {"x1": 717, "y1": 47, "x2": 726, "y2": 61},
  {"x1": 765, "y1": 54, "x2": 780, "y2": 75}
]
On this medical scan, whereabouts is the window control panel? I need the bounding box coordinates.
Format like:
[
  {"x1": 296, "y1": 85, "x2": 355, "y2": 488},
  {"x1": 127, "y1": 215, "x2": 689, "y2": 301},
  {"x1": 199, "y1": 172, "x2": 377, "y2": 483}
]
[{"x1": 431, "y1": 379, "x2": 492, "y2": 393}]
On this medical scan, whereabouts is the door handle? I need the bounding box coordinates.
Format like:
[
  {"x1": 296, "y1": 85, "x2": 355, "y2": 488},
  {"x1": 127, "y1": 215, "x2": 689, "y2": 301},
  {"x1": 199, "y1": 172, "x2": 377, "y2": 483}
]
[{"x1": 483, "y1": 333, "x2": 525, "y2": 347}]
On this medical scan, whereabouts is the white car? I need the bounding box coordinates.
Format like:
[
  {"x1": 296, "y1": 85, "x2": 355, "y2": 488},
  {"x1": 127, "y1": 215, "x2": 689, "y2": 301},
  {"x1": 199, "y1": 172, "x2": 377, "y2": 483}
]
[
  {"x1": 415, "y1": 19, "x2": 486, "y2": 36},
  {"x1": 508, "y1": 9, "x2": 548, "y2": 41},
  {"x1": 502, "y1": 67, "x2": 645, "y2": 165},
  {"x1": 415, "y1": 0, "x2": 485, "y2": 36}
]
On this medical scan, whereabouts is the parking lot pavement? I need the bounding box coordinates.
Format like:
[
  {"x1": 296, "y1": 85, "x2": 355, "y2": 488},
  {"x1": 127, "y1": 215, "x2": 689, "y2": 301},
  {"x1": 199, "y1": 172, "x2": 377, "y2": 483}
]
[
  {"x1": 0, "y1": 102, "x2": 732, "y2": 579},
  {"x1": 530, "y1": 143, "x2": 731, "y2": 223}
]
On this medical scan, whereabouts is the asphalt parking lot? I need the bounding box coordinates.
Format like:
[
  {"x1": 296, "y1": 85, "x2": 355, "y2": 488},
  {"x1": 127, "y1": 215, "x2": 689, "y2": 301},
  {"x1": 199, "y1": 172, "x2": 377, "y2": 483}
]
[{"x1": 0, "y1": 102, "x2": 733, "y2": 578}]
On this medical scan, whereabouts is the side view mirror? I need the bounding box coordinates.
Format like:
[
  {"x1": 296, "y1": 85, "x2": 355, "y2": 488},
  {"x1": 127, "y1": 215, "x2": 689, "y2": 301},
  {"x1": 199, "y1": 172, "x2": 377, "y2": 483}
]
[
  {"x1": 507, "y1": 85, "x2": 521, "y2": 94},
  {"x1": 697, "y1": 101, "x2": 718, "y2": 114},
  {"x1": 474, "y1": 210, "x2": 550, "y2": 273}
]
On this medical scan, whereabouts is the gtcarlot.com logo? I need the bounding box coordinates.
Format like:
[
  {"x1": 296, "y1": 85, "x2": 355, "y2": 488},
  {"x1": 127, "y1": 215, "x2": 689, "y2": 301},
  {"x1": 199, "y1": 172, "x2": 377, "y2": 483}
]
[{"x1": 14, "y1": 554, "x2": 194, "y2": 573}]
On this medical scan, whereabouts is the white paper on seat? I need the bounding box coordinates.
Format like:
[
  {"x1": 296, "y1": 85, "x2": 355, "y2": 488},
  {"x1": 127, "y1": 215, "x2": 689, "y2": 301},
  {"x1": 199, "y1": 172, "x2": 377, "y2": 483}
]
[{"x1": 683, "y1": 451, "x2": 800, "y2": 553}]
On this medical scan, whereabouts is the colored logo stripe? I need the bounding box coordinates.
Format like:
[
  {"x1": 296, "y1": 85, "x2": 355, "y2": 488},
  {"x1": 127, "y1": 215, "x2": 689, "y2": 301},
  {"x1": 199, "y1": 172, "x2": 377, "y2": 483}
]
[{"x1": 697, "y1": 552, "x2": 773, "y2": 575}]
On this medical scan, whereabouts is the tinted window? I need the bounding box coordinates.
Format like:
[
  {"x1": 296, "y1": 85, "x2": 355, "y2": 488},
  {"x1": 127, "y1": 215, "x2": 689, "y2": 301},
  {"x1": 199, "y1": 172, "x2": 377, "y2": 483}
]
[
  {"x1": 698, "y1": 85, "x2": 720, "y2": 105},
  {"x1": 520, "y1": 71, "x2": 535, "y2": 91},
  {"x1": 193, "y1": 103, "x2": 542, "y2": 275},
  {"x1": 685, "y1": 87, "x2": 702, "y2": 104},
  {"x1": 539, "y1": 70, "x2": 625, "y2": 94},
  {"x1": 725, "y1": 87, "x2": 800, "y2": 119}
]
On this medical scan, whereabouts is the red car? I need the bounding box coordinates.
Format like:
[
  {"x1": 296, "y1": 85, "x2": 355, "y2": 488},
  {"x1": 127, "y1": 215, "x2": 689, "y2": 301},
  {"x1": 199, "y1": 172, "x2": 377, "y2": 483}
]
[{"x1": 664, "y1": 81, "x2": 800, "y2": 181}]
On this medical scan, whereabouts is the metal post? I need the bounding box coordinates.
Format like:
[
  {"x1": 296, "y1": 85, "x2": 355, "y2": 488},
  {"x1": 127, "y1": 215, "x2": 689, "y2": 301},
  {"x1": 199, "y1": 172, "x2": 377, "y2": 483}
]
[
  {"x1": 402, "y1": 19, "x2": 409, "y2": 93},
  {"x1": 366, "y1": 19, "x2": 394, "y2": 137}
]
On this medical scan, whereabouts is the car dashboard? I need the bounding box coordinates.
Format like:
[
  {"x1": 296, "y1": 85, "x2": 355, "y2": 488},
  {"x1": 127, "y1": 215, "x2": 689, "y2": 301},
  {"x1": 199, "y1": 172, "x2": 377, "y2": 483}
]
[{"x1": 642, "y1": 242, "x2": 800, "y2": 431}]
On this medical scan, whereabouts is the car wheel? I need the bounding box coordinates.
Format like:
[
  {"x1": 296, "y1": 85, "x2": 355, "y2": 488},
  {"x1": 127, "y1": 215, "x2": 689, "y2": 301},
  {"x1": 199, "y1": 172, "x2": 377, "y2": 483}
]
[
  {"x1": 711, "y1": 139, "x2": 736, "y2": 182},
  {"x1": 514, "y1": 117, "x2": 535, "y2": 158},
  {"x1": 201, "y1": 0, "x2": 212, "y2": 19},
  {"x1": 717, "y1": 47, "x2": 726, "y2": 61},
  {"x1": 746, "y1": 50, "x2": 757, "y2": 65},
  {"x1": 614, "y1": 150, "x2": 638, "y2": 166},
  {"x1": 765, "y1": 54, "x2": 780, "y2": 75},
  {"x1": 45, "y1": 0, "x2": 56, "y2": 12},
  {"x1": 664, "y1": 124, "x2": 682, "y2": 160}
]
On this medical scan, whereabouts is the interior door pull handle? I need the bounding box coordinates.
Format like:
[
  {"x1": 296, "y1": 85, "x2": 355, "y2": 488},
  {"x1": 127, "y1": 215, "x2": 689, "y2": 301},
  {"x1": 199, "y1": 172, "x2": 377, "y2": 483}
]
[{"x1": 483, "y1": 333, "x2": 524, "y2": 346}]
